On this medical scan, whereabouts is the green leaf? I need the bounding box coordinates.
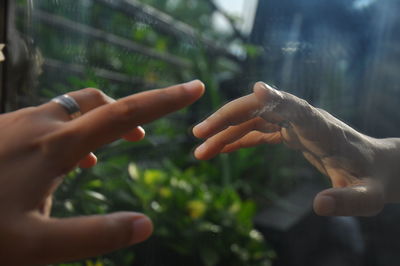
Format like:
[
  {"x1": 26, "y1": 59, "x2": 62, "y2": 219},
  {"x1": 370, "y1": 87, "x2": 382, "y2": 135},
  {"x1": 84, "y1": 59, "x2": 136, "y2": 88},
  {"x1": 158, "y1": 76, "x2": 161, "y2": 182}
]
[
  {"x1": 85, "y1": 190, "x2": 107, "y2": 202},
  {"x1": 128, "y1": 163, "x2": 140, "y2": 180},
  {"x1": 200, "y1": 246, "x2": 219, "y2": 266}
]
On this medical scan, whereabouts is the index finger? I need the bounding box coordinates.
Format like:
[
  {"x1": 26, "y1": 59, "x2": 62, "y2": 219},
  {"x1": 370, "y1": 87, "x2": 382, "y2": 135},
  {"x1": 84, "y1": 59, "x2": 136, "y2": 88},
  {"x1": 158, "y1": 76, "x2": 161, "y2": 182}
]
[
  {"x1": 193, "y1": 94, "x2": 262, "y2": 139},
  {"x1": 68, "y1": 80, "x2": 205, "y2": 154}
]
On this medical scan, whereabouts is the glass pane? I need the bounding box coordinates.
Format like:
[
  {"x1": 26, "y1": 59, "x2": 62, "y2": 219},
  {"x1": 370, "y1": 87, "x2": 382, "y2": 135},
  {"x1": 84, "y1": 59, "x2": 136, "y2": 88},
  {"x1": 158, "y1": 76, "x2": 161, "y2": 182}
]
[{"x1": 6, "y1": 0, "x2": 400, "y2": 265}]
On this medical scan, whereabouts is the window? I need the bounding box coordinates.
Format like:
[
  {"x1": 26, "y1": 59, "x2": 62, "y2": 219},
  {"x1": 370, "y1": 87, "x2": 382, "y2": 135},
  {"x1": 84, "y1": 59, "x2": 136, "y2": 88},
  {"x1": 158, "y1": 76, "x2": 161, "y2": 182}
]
[
  {"x1": 0, "y1": 0, "x2": 7, "y2": 112},
  {"x1": 4, "y1": 0, "x2": 400, "y2": 266}
]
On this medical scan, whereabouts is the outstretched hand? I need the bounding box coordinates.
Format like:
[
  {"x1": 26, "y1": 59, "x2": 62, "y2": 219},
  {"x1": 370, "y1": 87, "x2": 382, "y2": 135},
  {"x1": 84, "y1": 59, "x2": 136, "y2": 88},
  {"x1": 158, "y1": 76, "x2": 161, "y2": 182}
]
[
  {"x1": 193, "y1": 82, "x2": 399, "y2": 217},
  {"x1": 0, "y1": 80, "x2": 205, "y2": 265}
]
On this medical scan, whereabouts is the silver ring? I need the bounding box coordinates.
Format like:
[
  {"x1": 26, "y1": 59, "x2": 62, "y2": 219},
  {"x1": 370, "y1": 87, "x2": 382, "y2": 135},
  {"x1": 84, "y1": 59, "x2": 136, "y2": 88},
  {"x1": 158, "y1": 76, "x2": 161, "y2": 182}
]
[{"x1": 51, "y1": 94, "x2": 81, "y2": 119}]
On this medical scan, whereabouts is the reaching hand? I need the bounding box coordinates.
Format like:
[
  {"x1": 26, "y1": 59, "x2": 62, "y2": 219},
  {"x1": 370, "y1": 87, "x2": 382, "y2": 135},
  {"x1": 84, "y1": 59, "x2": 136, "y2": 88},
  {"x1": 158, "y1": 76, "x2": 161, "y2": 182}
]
[
  {"x1": 193, "y1": 82, "x2": 399, "y2": 217},
  {"x1": 0, "y1": 80, "x2": 205, "y2": 265}
]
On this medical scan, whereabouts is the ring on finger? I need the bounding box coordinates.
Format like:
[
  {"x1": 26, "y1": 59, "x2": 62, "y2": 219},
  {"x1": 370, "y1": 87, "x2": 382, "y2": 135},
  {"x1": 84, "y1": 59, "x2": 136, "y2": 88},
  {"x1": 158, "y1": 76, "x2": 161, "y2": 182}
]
[{"x1": 51, "y1": 94, "x2": 82, "y2": 120}]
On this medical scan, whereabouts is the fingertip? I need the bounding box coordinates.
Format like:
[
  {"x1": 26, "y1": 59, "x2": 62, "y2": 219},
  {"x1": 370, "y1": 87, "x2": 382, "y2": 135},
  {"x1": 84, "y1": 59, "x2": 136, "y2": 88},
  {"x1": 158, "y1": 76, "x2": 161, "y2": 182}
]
[
  {"x1": 192, "y1": 125, "x2": 202, "y2": 139},
  {"x1": 130, "y1": 215, "x2": 153, "y2": 245},
  {"x1": 253, "y1": 81, "x2": 268, "y2": 90},
  {"x1": 192, "y1": 125, "x2": 199, "y2": 138},
  {"x1": 314, "y1": 184, "x2": 385, "y2": 217},
  {"x1": 193, "y1": 143, "x2": 209, "y2": 160},
  {"x1": 34, "y1": 212, "x2": 153, "y2": 264},
  {"x1": 79, "y1": 153, "x2": 98, "y2": 168},
  {"x1": 192, "y1": 120, "x2": 210, "y2": 139},
  {"x1": 183, "y1": 80, "x2": 206, "y2": 99},
  {"x1": 253, "y1": 82, "x2": 273, "y2": 109},
  {"x1": 123, "y1": 126, "x2": 146, "y2": 142},
  {"x1": 189, "y1": 124, "x2": 204, "y2": 142},
  {"x1": 194, "y1": 143, "x2": 219, "y2": 161},
  {"x1": 253, "y1": 81, "x2": 269, "y2": 94},
  {"x1": 313, "y1": 193, "x2": 336, "y2": 216},
  {"x1": 253, "y1": 82, "x2": 281, "y2": 99},
  {"x1": 138, "y1": 126, "x2": 145, "y2": 134}
]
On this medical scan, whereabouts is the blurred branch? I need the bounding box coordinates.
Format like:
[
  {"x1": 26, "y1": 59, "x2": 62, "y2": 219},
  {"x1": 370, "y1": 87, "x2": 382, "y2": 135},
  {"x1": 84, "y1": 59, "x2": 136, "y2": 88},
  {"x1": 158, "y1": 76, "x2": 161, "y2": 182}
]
[
  {"x1": 43, "y1": 58, "x2": 156, "y2": 87},
  {"x1": 25, "y1": 8, "x2": 193, "y2": 69},
  {"x1": 204, "y1": 0, "x2": 247, "y2": 42},
  {"x1": 96, "y1": 0, "x2": 243, "y2": 63},
  {"x1": 14, "y1": 57, "x2": 157, "y2": 106}
]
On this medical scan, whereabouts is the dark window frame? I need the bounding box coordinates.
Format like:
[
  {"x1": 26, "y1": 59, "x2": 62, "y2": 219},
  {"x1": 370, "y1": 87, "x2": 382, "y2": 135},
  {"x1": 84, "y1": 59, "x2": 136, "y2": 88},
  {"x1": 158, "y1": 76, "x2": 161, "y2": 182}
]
[{"x1": 0, "y1": 0, "x2": 8, "y2": 113}]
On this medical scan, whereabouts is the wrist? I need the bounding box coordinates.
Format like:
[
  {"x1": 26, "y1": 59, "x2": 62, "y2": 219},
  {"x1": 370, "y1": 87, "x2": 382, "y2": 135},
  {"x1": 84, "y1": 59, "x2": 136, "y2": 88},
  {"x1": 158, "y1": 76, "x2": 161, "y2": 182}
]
[{"x1": 372, "y1": 137, "x2": 400, "y2": 203}]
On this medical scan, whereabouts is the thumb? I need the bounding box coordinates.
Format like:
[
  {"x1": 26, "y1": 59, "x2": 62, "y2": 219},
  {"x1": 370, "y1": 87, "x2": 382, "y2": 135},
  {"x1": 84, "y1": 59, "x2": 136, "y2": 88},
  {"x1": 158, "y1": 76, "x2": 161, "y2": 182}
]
[
  {"x1": 32, "y1": 212, "x2": 153, "y2": 264},
  {"x1": 313, "y1": 182, "x2": 385, "y2": 217}
]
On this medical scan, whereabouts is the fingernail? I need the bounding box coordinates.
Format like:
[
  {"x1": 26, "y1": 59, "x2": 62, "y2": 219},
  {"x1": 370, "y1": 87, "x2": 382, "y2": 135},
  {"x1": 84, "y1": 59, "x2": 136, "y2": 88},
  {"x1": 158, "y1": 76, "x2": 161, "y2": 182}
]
[
  {"x1": 195, "y1": 143, "x2": 208, "y2": 158},
  {"x1": 131, "y1": 216, "x2": 153, "y2": 245},
  {"x1": 183, "y1": 80, "x2": 204, "y2": 92},
  {"x1": 316, "y1": 195, "x2": 336, "y2": 216},
  {"x1": 263, "y1": 82, "x2": 279, "y2": 93},
  {"x1": 258, "y1": 82, "x2": 268, "y2": 89}
]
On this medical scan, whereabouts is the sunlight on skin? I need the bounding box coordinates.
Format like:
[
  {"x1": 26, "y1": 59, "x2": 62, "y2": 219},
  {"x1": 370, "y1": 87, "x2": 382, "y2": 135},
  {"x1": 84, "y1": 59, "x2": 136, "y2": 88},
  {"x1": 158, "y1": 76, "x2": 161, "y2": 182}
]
[
  {"x1": 193, "y1": 82, "x2": 400, "y2": 217},
  {"x1": 0, "y1": 80, "x2": 205, "y2": 265}
]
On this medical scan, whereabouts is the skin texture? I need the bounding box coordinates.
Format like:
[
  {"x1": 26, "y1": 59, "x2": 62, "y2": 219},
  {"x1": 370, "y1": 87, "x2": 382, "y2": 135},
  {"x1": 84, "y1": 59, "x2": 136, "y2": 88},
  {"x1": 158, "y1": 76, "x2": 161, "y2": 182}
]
[
  {"x1": 0, "y1": 80, "x2": 205, "y2": 265},
  {"x1": 193, "y1": 82, "x2": 400, "y2": 217}
]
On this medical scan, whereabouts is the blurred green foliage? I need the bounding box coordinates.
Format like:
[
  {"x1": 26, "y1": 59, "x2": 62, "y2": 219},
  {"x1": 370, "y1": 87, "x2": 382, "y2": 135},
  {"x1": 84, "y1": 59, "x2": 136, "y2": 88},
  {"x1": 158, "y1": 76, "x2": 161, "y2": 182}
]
[{"x1": 54, "y1": 155, "x2": 275, "y2": 265}]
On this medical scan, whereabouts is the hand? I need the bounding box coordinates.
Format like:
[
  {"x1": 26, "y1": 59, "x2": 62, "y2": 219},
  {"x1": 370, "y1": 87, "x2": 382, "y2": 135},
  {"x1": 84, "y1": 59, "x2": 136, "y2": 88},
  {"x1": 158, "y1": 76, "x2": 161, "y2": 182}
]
[
  {"x1": 193, "y1": 82, "x2": 398, "y2": 217},
  {"x1": 0, "y1": 80, "x2": 205, "y2": 265}
]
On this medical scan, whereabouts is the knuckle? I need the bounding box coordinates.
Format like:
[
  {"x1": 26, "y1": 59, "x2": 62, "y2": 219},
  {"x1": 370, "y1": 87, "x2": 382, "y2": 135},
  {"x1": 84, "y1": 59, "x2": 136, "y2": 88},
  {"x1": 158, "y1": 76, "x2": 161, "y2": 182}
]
[
  {"x1": 299, "y1": 98, "x2": 311, "y2": 109},
  {"x1": 252, "y1": 117, "x2": 265, "y2": 130},
  {"x1": 169, "y1": 83, "x2": 187, "y2": 94},
  {"x1": 13, "y1": 107, "x2": 41, "y2": 123},
  {"x1": 21, "y1": 106, "x2": 40, "y2": 115},
  {"x1": 110, "y1": 100, "x2": 138, "y2": 122},
  {"x1": 293, "y1": 97, "x2": 311, "y2": 113},
  {"x1": 304, "y1": 102, "x2": 316, "y2": 116},
  {"x1": 157, "y1": 87, "x2": 178, "y2": 103},
  {"x1": 213, "y1": 111, "x2": 229, "y2": 125},
  {"x1": 82, "y1": 88, "x2": 110, "y2": 105},
  {"x1": 257, "y1": 133, "x2": 268, "y2": 144},
  {"x1": 294, "y1": 100, "x2": 317, "y2": 121},
  {"x1": 305, "y1": 105, "x2": 319, "y2": 119},
  {"x1": 238, "y1": 138, "x2": 247, "y2": 149},
  {"x1": 214, "y1": 137, "x2": 228, "y2": 147},
  {"x1": 172, "y1": 83, "x2": 185, "y2": 92}
]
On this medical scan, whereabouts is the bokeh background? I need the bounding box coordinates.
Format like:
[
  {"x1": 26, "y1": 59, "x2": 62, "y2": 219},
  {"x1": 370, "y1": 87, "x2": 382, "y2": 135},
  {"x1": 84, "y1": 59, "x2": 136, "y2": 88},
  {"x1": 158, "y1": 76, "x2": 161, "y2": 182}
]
[{"x1": 2, "y1": 0, "x2": 400, "y2": 265}]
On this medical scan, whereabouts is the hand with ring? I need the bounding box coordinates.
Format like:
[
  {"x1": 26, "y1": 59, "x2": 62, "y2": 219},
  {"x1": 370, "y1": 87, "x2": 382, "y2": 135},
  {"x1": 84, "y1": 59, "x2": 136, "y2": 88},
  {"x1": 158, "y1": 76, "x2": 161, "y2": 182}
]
[
  {"x1": 193, "y1": 82, "x2": 400, "y2": 217},
  {"x1": 0, "y1": 80, "x2": 205, "y2": 265}
]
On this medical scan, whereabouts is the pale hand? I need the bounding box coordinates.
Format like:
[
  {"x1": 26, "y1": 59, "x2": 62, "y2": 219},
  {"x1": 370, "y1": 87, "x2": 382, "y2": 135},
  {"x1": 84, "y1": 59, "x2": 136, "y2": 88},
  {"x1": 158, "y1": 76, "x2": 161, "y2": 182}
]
[{"x1": 193, "y1": 82, "x2": 400, "y2": 217}]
